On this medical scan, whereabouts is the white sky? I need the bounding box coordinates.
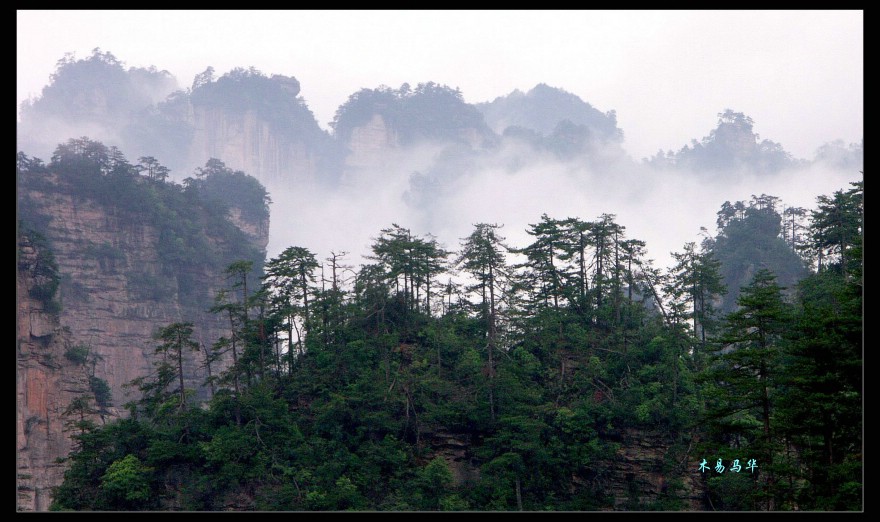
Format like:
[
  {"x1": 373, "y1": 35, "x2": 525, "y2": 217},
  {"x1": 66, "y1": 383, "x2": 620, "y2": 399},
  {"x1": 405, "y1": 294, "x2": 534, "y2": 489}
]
[{"x1": 17, "y1": 10, "x2": 863, "y2": 161}]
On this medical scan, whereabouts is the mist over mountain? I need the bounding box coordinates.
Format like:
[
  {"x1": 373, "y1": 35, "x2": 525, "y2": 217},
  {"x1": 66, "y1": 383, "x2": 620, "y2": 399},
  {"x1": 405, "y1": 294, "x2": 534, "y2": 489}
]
[
  {"x1": 18, "y1": 49, "x2": 179, "y2": 164},
  {"x1": 332, "y1": 82, "x2": 493, "y2": 147},
  {"x1": 645, "y1": 109, "x2": 805, "y2": 174},
  {"x1": 16, "y1": 49, "x2": 863, "y2": 275},
  {"x1": 812, "y1": 138, "x2": 864, "y2": 170},
  {"x1": 477, "y1": 83, "x2": 623, "y2": 141}
]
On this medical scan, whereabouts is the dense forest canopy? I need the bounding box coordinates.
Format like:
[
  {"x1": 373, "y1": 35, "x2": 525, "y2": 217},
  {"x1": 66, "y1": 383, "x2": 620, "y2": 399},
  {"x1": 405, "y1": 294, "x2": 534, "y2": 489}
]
[
  {"x1": 707, "y1": 193, "x2": 811, "y2": 313},
  {"x1": 23, "y1": 141, "x2": 861, "y2": 511}
]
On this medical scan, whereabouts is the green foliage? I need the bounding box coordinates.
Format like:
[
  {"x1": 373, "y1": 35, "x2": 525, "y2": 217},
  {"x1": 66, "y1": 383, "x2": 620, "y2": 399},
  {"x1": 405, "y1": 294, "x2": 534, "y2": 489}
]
[
  {"x1": 698, "y1": 232, "x2": 862, "y2": 512},
  {"x1": 64, "y1": 345, "x2": 91, "y2": 365},
  {"x1": 18, "y1": 228, "x2": 61, "y2": 313},
  {"x1": 89, "y1": 376, "x2": 113, "y2": 409},
  {"x1": 775, "y1": 252, "x2": 862, "y2": 510},
  {"x1": 710, "y1": 195, "x2": 809, "y2": 313},
  {"x1": 20, "y1": 140, "x2": 267, "y2": 310},
  {"x1": 412, "y1": 457, "x2": 456, "y2": 510},
  {"x1": 17, "y1": 153, "x2": 55, "y2": 231},
  {"x1": 191, "y1": 158, "x2": 270, "y2": 225},
  {"x1": 100, "y1": 454, "x2": 153, "y2": 508},
  {"x1": 805, "y1": 180, "x2": 863, "y2": 278},
  {"x1": 50, "y1": 182, "x2": 861, "y2": 511},
  {"x1": 84, "y1": 241, "x2": 126, "y2": 272}
]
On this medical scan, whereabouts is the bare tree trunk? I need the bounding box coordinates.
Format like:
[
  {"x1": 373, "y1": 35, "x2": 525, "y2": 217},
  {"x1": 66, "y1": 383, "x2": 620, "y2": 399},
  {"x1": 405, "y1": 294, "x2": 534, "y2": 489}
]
[
  {"x1": 227, "y1": 310, "x2": 241, "y2": 425},
  {"x1": 202, "y1": 344, "x2": 215, "y2": 399},
  {"x1": 488, "y1": 264, "x2": 497, "y2": 423},
  {"x1": 515, "y1": 477, "x2": 523, "y2": 511},
  {"x1": 300, "y1": 267, "x2": 310, "y2": 330},
  {"x1": 176, "y1": 330, "x2": 186, "y2": 412}
]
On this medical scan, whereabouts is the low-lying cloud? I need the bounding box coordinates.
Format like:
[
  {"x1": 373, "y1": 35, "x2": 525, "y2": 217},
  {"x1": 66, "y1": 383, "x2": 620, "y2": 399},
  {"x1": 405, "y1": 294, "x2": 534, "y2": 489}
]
[{"x1": 262, "y1": 139, "x2": 861, "y2": 276}]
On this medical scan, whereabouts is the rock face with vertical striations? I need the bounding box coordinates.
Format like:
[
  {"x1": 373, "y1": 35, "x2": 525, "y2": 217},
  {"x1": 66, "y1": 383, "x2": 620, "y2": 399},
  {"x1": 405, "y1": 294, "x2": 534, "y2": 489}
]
[
  {"x1": 17, "y1": 234, "x2": 92, "y2": 512},
  {"x1": 189, "y1": 106, "x2": 322, "y2": 187},
  {"x1": 17, "y1": 53, "x2": 337, "y2": 190},
  {"x1": 187, "y1": 69, "x2": 336, "y2": 188},
  {"x1": 343, "y1": 113, "x2": 400, "y2": 171},
  {"x1": 16, "y1": 162, "x2": 269, "y2": 511}
]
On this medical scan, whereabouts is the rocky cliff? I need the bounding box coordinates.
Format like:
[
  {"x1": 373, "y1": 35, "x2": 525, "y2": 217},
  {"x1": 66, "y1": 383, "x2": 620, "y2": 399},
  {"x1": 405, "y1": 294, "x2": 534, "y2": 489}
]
[
  {"x1": 604, "y1": 428, "x2": 704, "y2": 510},
  {"x1": 190, "y1": 105, "x2": 320, "y2": 187},
  {"x1": 343, "y1": 113, "x2": 401, "y2": 171},
  {"x1": 17, "y1": 234, "x2": 91, "y2": 511},
  {"x1": 16, "y1": 169, "x2": 269, "y2": 511}
]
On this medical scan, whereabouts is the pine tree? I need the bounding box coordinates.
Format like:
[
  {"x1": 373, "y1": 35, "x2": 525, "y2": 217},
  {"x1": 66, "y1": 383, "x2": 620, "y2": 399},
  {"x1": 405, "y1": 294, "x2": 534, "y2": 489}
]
[
  {"x1": 776, "y1": 180, "x2": 862, "y2": 510},
  {"x1": 153, "y1": 322, "x2": 201, "y2": 413},
  {"x1": 458, "y1": 223, "x2": 509, "y2": 422},
  {"x1": 703, "y1": 269, "x2": 792, "y2": 510}
]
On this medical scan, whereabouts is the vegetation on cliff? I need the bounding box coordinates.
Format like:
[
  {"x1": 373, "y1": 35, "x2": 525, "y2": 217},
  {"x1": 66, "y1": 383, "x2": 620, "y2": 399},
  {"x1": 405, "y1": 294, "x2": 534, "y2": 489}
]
[
  {"x1": 19, "y1": 48, "x2": 177, "y2": 130},
  {"x1": 331, "y1": 82, "x2": 491, "y2": 146},
  {"x1": 477, "y1": 83, "x2": 624, "y2": 147},
  {"x1": 17, "y1": 139, "x2": 268, "y2": 310},
  {"x1": 646, "y1": 110, "x2": 802, "y2": 174},
  {"x1": 17, "y1": 229, "x2": 62, "y2": 314},
  {"x1": 46, "y1": 176, "x2": 861, "y2": 510},
  {"x1": 190, "y1": 66, "x2": 331, "y2": 151}
]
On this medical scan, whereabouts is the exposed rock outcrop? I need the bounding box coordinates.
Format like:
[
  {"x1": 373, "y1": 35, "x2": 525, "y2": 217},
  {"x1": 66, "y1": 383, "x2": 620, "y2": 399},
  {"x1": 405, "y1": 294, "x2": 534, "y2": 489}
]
[
  {"x1": 190, "y1": 106, "x2": 319, "y2": 187},
  {"x1": 344, "y1": 113, "x2": 400, "y2": 170},
  {"x1": 427, "y1": 431, "x2": 480, "y2": 487},
  {"x1": 16, "y1": 173, "x2": 269, "y2": 511},
  {"x1": 602, "y1": 428, "x2": 704, "y2": 510},
  {"x1": 17, "y1": 235, "x2": 92, "y2": 512}
]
